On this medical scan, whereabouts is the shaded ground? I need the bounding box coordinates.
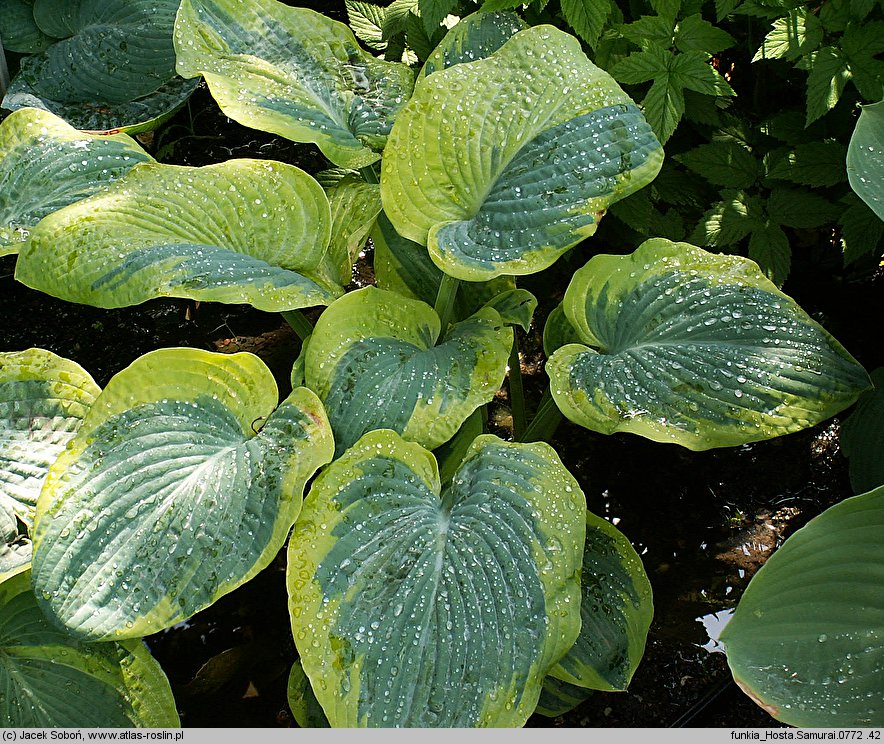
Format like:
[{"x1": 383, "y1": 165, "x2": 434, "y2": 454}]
[{"x1": 1, "y1": 79, "x2": 881, "y2": 729}]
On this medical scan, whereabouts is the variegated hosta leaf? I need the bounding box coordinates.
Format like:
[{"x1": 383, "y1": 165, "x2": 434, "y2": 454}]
[
  {"x1": 1, "y1": 0, "x2": 196, "y2": 132},
  {"x1": 0, "y1": 107, "x2": 153, "y2": 253},
  {"x1": 15, "y1": 159, "x2": 343, "y2": 312},
  {"x1": 287, "y1": 660, "x2": 330, "y2": 728},
  {"x1": 534, "y1": 676, "x2": 592, "y2": 718},
  {"x1": 372, "y1": 210, "x2": 518, "y2": 319},
  {"x1": 314, "y1": 176, "x2": 382, "y2": 287},
  {"x1": 305, "y1": 286, "x2": 512, "y2": 455},
  {"x1": 381, "y1": 24, "x2": 664, "y2": 281},
  {"x1": 419, "y1": 10, "x2": 527, "y2": 79},
  {"x1": 550, "y1": 512, "x2": 653, "y2": 692},
  {"x1": 841, "y1": 368, "x2": 884, "y2": 494},
  {"x1": 721, "y1": 487, "x2": 884, "y2": 727},
  {"x1": 287, "y1": 430, "x2": 586, "y2": 727},
  {"x1": 546, "y1": 239, "x2": 872, "y2": 450},
  {"x1": 0, "y1": 567, "x2": 180, "y2": 727},
  {"x1": 31, "y1": 348, "x2": 334, "y2": 640},
  {"x1": 483, "y1": 288, "x2": 537, "y2": 332},
  {"x1": 174, "y1": 0, "x2": 416, "y2": 169},
  {"x1": 0, "y1": 348, "x2": 100, "y2": 534},
  {"x1": 847, "y1": 99, "x2": 884, "y2": 221},
  {"x1": 0, "y1": 0, "x2": 56, "y2": 53}
]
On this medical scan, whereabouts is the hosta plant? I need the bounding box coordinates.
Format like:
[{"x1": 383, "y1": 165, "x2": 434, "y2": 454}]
[{"x1": 0, "y1": 0, "x2": 879, "y2": 728}]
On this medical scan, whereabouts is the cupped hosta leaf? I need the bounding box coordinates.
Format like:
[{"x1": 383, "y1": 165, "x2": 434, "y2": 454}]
[
  {"x1": 3, "y1": 75, "x2": 200, "y2": 136},
  {"x1": 847, "y1": 99, "x2": 884, "y2": 221},
  {"x1": 546, "y1": 239, "x2": 872, "y2": 450},
  {"x1": 0, "y1": 0, "x2": 56, "y2": 53},
  {"x1": 305, "y1": 286, "x2": 512, "y2": 455},
  {"x1": 534, "y1": 676, "x2": 592, "y2": 718},
  {"x1": 1, "y1": 0, "x2": 195, "y2": 132},
  {"x1": 315, "y1": 176, "x2": 382, "y2": 287},
  {"x1": 372, "y1": 209, "x2": 518, "y2": 318},
  {"x1": 841, "y1": 368, "x2": 884, "y2": 493},
  {"x1": 1, "y1": 348, "x2": 100, "y2": 534},
  {"x1": 419, "y1": 10, "x2": 527, "y2": 78},
  {"x1": 381, "y1": 24, "x2": 664, "y2": 281},
  {"x1": 31, "y1": 348, "x2": 334, "y2": 640},
  {"x1": 542, "y1": 304, "x2": 582, "y2": 357},
  {"x1": 550, "y1": 512, "x2": 653, "y2": 692},
  {"x1": 15, "y1": 159, "x2": 343, "y2": 312},
  {"x1": 287, "y1": 660, "x2": 330, "y2": 728},
  {"x1": 174, "y1": 0, "x2": 416, "y2": 169},
  {"x1": 721, "y1": 487, "x2": 884, "y2": 727},
  {"x1": 0, "y1": 568, "x2": 180, "y2": 726},
  {"x1": 483, "y1": 288, "x2": 537, "y2": 332},
  {"x1": 287, "y1": 430, "x2": 586, "y2": 727},
  {"x1": 0, "y1": 107, "x2": 152, "y2": 253}
]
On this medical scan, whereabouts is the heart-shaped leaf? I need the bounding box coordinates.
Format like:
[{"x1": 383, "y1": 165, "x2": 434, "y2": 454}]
[
  {"x1": 381, "y1": 24, "x2": 664, "y2": 281},
  {"x1": 15, "y1": 159, "x2": 343, "y2": 312},
  {"x1": 550, "y1": 511, "x2": 653, "y2": 692},
  {"x1": 305, "y1": 286, "x2": 512, "y2": 455},
  {"x1": 287, "y1": 429, "x2": 586, "y2": 727},
  {"x1": 841, "y1": 368, "x2": 884, "y2": 493},
  {"x1": 847, "y1": 99, "x2": 884, "y2": 221},
  {"x1": 720, "y1": 487, "x2": 884, "y2": 727},
  {"x1": 1, "y1": 348, "x2": 100, "y2": 535},
  {"x1": 0, "y1": 107, "x2": 152, "y2": 253},
  {"x1": 0, "y1": 0, "x2": 56, "y2": 53},
  {"x1": 0, "y1": 567, "x2": 180, "y2": 726},
  {"x1": 174, "y1": 0, "x2": 416, "y2": 169},
  {"x1": 1, "y1": 0, "x2": 197, "y2": 132},
  {"x1": 31, "y1": 348, "x2": 334, "y2": 640},
  {"x1": 546, "y1": 239, "x2": 872, "y2": 450},
  {"x1": 419, "y1": 10, "x2": 527, "y2": 79},
  {"x1": 372, "y1": 209, "x2": 518, "y2": 319}
]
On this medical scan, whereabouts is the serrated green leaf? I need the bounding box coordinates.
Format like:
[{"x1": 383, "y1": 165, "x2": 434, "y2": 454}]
[
  {"x1": 847, "y1": 99, "x2": 884, "y2": 220},
  {"x1": 305, "y1": 286, "x2": 512, "y2": 455},
  {"x1": 721, "y1": 488, "x2": 884, "y2": 727},
  {"x1": 609, "y1": 48, "x2": 668, "y2": 85},
  {"x1": 766, "y1": 141, "x2": 848, "y2": 186},
  {"x1": 841, "y1": 368, "x2": 884, "y2": 493},
  {"x1": 643, "y1": 74, "x2": 685, "y2": 144},
  {"x1": 805, "y1": 46, "x2": 851, "y2": 125},
  {"x1": 683, "y1": 89, "x2": 727, "y2": 126},
  {"x1": 1, "y1": 349, "x2": 100, "y2": 535},
  {"x1": 561, "y1": 0, "x2": 612, "y2": 48},
  {"x1": 675, "y1": 14, "x2": 735, "y2": 54},
  {"x1": 748, "y1": 222, "x2": 791, "y2": 286},
  {"x1": 32, "y1": 349, "x2": 335, "y2": 640},
  {"x1": 691, "y1": 189, "x2": 760, "y2": 246},
  {"x1": 0, "y1": 569, "x2": 180, "y2": 726},
  {"x1": 767, "y1": 187, "x2": 840, "y2": 228},
  {"x1": 850, "y1": 0, "x2": 877, "y2": 21},
  {"x1": 671, "y1": 50, "x2": 735, "y2": 96},
  {"x1": 546, "y1": 238, "x2": 871, "y2": 449},
  {"x1": 419, "y1": 0, "x2": 457, "y2": 36},
  {"x1": 839, "y1": 197, "x2": 884, "y2": 265},
  {"x1": 820, "y1": 0, "x2": 854, "y2": 32},
  {"x1": 15, "y1": 159, "x2": 343, "y2": 313},
  {"x1": 715, "y1": 0, "x2": 741, "y2": 21},
  {"x1": 841, "y1": 23, "x2": 884, "y2": 102},
  {"x1": 618, "y1": 15, "x2": 675, "y2": 50},
  {"x1": 752, "y1": 7, "x2": 823, "y2": 62},
  {"x1": 405, "y1": 10, "x2": 435, "y2": 60},
  {"x1": 174, "y1": 0, "x2": 416, "y2": 169},
  {"x1": 0, "y1": 107, "x2": 153, "y2": 253},
  {"x1": 675, "y1": 140, "x2": 758, "y2": 188},
  {"x1": 346, "y1": 0, "x2": 387, "y2": 50},
  {"x1": 382, "y1": 0, "x2": 419, "y2": 39},
  {"x1": 650, "y1": 0, "x2": 681, "y2": 17},
  {"x1": 287, "y1": 430, "x2": 587, "y2": 727},
  {"x1": 381, "y1": 25, "x2": 664, "y2": 280},
  {"x1": 651, "y1": 161, "x2": 707, "y2": 207},
  {"x1": 608, "y1": 189, "x2": 654, "y2": 233}
]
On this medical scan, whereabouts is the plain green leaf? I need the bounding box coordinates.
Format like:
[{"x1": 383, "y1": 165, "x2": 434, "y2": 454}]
[
  {"x1": 0, "y1": 349, "x2": 100, "y2": 537},
  {"x1": 766, "y1": 141, "x2": 848, "y2": 186},
  {"x1": 0, "y1": 568, "x2": 180, "y2": 726},
  {"x1": 841, "y1": 368, "x2": 884, "y2": 493},
  {"x1": 748, "y1": 222, "x2": 791, "y2": 286},
  {"x1": 721, "y1": 487, "x2": 884, "y2": 727},
  {"x1": 305, "y1": 286, "x2": 512, "y2": 455},
  {"x1": 287, "y1": 430, "x2": 587, "y2": 727},
  {"x1": 0, "y1": 107, "x2": 153, "y2": 254},
  {"x1": 546, "y1": 238, "x2": 871, "y2": 450},
  {"x1": 751, "y1": 7, "x2": 823, "y2": 62},
  {"x1": 767, "y1": 187, "x2": 840, "y2": 228},
  {"x1": 174, "y1": 0, "x2": 416, "y2": 169},
  {"x1": 674, "y1": 13, "x2": 736, "y2": 54},
  {"x1": 675, "y1": 140, "x2": 758, "y2": 188},
  {"x1": 381, "y1": 25, "x2": 664, "y2": 280},
  {"x1": 847, "y1": 99, "x2": 884, "y2": 221},
  {"x1": 15, "y1": 159, "x2": 343, "y2": 312},
  {"x1": 31, "y1": 349, "x2": 335, "y2": 640}
]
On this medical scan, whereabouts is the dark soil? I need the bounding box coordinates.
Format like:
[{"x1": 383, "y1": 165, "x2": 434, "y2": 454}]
[{"x1": 2, "y1": 75, "x2": 881, "y2": 730}]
